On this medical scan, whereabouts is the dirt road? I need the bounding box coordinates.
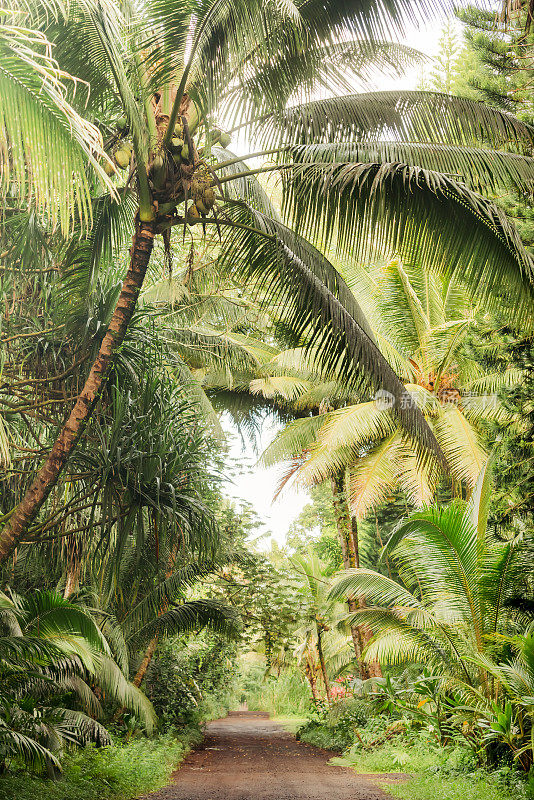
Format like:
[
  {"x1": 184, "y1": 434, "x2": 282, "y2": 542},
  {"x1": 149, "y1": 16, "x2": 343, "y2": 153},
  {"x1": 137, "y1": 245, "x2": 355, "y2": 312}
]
[{"x1": 143, "y1": 711, "x2": 402, "y2": 800}]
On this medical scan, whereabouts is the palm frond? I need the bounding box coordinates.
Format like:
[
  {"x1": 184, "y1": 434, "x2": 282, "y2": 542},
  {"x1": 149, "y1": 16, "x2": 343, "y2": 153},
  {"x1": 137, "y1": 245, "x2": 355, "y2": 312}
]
[
  {"x1": 257, "y1": 91, "x2": 534, "y2": 148},
  {"x1": 126, "y1": 599, "x2": 239, "y2": 649},
  {"x1": 349, "y1": 434, "x2": 400, "y2": 519},
  {"x1": 219, "y1": 40, "x2": 423, "y2": 123},
  {"x1": 96, "y1": 656, "x2": 156, "y2": 733},
  {"x1": 259, "y1": 415, "x2": 327, "y2": 468},
  {"x1": 0, "y1": 19, "x2": 112, "y2": 231},
  {"x1": 281, "y1": 161, "x2": 534, "y2": 327},
  {"x1": 432, "y1": 405, "x2": 487, "y2": 487},
  {"x1": 217, "y1": 202, "x2": 446, "y2": 466},
  {"x1": 287, "y1": 141, "x2": 534, "y2": 193}
]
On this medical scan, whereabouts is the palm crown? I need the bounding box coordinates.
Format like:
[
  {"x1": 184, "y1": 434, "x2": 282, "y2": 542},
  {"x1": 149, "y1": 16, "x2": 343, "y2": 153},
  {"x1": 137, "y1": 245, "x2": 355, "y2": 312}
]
[{"x1": 258, "y1": 257, "x2": 522, "y2": 518}]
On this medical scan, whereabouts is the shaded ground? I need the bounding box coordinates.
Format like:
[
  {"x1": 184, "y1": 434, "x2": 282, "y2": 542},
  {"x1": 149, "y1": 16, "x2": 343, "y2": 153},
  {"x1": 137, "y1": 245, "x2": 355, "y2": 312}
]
[{"x1": 142, "y1": 711, "x2": 406, "y2": 800}]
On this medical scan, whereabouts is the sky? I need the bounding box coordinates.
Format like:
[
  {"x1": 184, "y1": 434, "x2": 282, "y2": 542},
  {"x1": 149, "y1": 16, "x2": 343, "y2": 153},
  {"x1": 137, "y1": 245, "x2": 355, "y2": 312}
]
[{"x1": 223, "y1": 10, "x2": 454, "y2": 548}]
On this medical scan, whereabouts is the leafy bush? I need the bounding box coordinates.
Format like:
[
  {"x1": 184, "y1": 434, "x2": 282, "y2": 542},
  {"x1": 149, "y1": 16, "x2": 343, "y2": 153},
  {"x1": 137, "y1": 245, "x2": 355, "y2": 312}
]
[
  {"x1": 0, "y1": 731, "x2": 201, "y2": 800},
  {"x1": 297, "y1": 697, "x2": 371, "y2": 751},
  {"x1": 146, "y1": 633, "x2": 238, "y2": 729}
]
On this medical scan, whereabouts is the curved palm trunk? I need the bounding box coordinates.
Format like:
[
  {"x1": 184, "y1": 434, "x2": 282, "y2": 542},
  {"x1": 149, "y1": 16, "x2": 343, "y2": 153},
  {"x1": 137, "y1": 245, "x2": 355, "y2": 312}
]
[
  {"x1": 331, "y1": 472, "x2": 382, "y2": 680},
  {"x1": 0, "y1": 219, "x2": 155, "y2": 562},
  {"x1": 133, "y1": 634, "x2": 159, "y2": 687}
]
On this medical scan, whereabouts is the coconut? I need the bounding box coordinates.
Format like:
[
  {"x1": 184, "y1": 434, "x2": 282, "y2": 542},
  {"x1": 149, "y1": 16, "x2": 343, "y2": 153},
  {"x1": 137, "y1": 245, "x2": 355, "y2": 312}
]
[
  {"x1": 114, "y1": 147, "x2": 131, "y2": 169},
  {"x1": 104, "y1": 160, "x2": 117, "y2": 176},
  {"x1": 187, "y1": 204, "x2": 201, "y2": 223},
  {"x1": 116, "y1": 116, "x2": 128, "y2": 130},
  {"x1": 153, "y1": 154, "x2": 164, "y2": 171},
  {"x1": 202, "y1": 186, "x2": 216, "y2": 211},
  {"x1": 219, "y1": 132, "x2": 231, "y2": 148},
  {"x1": 195, "y1": 198, "x2": 208, "y2": 215},
  {"x1": 170, "y1": 136, "x2": 184, "y2": 152}
]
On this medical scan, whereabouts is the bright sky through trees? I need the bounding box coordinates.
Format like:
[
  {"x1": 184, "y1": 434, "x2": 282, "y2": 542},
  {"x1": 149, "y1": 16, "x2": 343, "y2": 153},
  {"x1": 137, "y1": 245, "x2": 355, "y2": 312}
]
[{"x1": 224, "y1": 15, "x2": 453, "y2": 547}]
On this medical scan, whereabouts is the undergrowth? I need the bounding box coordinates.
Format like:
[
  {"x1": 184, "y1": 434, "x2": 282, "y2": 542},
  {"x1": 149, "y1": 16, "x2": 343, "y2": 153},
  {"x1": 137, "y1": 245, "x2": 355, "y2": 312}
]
[{"x1": 0, "y1": 728, "x2": 202, "y2": 800}]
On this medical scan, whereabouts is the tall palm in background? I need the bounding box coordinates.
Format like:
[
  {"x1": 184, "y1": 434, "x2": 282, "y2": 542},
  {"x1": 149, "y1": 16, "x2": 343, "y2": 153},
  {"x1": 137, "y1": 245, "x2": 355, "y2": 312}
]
[
  {"x1": 3, "y1": 0, "x2": 534, "y2": 562},
  {"x1": 292, "y1": 549, "x2": 346, "y2": 705},
  {"x1": 260, "y1": 257, "x2": 522, "y2": 519}
]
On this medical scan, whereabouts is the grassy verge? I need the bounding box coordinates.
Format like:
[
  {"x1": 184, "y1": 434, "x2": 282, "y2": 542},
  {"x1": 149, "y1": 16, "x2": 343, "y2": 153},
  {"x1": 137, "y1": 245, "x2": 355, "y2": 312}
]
[
  {"x1": 273, "y1": 715, "x2": 309, "y2": 734},
  {"x1": 0, "y1": 728, "x2": 203, "y2": 800},
  {"x1": 386, "y1": 772, "x2": 529, "y2": 800},
  {"x1": 331, "y1": 735, "x2": 533, "y2": 800}
]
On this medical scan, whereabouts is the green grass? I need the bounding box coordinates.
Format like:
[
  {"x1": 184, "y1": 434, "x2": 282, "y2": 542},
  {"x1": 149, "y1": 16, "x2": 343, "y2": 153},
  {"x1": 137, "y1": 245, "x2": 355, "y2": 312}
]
[
  {"x1": 332, "y1": 733, "x2": 532, "y2": 800},
  {"x1": 273, "y1": 715, "x2": 309, "y2": 734},
  {"x1": 387, "y1": 772, "x2": 527, "y2": 800},
  {"x1": 331, "y1": 736, "x2": 439, "y2": 773},
  {"x1": 0, "y1": 729, "x2": 202, "y2": 800}
]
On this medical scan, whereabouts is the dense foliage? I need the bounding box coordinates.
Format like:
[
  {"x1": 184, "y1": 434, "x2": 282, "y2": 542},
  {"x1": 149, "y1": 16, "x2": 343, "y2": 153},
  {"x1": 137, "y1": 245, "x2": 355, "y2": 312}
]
[{"x1": 2, "y1": 0, "x2": 534, "y2": 797}]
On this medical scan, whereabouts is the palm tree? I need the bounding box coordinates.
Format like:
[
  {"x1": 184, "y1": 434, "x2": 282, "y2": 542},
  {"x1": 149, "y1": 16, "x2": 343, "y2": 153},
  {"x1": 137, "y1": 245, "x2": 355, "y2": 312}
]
[
  {"x1": 260, "y1": 257, "x2": 522, "y2": 519},
  {"x1": 0, "y1": 589, "x2": 154, "y2": 774},
  {"x1": 3, "y1": 0, "x2": 534, "y2": 563},
  {"x1": 292, "y1": 548, "x2": 347, "y2": 705},
  {"x1": 328, "y1": 461, "x2": 525, "y2": 692}
]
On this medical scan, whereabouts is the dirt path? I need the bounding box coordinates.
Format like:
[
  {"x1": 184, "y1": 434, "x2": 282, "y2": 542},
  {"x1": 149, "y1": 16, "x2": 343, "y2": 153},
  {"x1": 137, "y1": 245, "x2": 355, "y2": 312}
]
[{"x1": 142, "y1": 711, "x2": 403, "y2": 800}]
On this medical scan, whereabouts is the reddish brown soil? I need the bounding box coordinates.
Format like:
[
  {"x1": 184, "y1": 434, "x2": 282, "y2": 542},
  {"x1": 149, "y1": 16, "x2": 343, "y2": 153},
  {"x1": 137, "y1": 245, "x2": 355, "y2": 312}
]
[{"x1": 141, "y1": 711, "x2": 403, "y2": 800}]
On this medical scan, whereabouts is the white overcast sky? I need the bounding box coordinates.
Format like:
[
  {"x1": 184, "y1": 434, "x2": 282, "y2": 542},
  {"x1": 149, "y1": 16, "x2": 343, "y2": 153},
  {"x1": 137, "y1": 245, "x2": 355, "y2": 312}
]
[{"x1": 223, "y1": 10, "x2": 455, "y2": 547}]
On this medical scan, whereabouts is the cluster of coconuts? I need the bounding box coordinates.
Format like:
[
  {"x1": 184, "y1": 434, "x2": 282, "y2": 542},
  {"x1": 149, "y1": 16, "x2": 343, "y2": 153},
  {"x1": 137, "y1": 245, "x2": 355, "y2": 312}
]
[
  {"x1": 169, "y1": 119, "x2": 191, "y2": 165},
  {"x1": 104, "y1": 117, "x2": 133, "y2": 176},
  {"x1": 186, "y1": 165, "x2": 216, "y2": 223}
]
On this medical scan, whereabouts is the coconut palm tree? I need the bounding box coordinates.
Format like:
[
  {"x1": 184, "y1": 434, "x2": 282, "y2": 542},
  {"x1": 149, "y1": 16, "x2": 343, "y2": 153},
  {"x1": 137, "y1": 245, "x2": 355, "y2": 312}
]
[
  {"x1": 328, "y1": 461, "x2": 526, "y2": 691},
  {"x1": 292, "y1": 548, "x2": 349, "y2": 704},
  {"x1": 260, "y1": 257, "x2": 522, "y2": 520},
  {"x1": 3, "y1": 0, "x2": 534, "y2": 564}
]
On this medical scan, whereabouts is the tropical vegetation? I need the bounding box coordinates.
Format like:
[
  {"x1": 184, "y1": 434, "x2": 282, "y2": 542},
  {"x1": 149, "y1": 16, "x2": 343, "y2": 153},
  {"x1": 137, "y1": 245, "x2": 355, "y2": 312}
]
[{"x1": 2, "y1": 0, "x2": 534, "y2": 797}]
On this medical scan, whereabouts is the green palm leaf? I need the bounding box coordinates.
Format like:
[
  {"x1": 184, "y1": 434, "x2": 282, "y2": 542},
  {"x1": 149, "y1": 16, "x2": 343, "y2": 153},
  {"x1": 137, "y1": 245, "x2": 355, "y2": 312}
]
[
  {"x1": 216, "y1": 202, "x2": 445, "y2": 466},
  {"x1": 258, "y1": 90, "x2": 534, "y2": 148},
  {"x1": 126, "y1": 599, "x2": 239, "y2": 649},
  {"x1": 281, "y1": 162, "x2": 534, "y2": 326},
  {"x1": 287, "y1": 141, "x2": 534, "y2": 193},
  {"x1": 0, "y1": 18, "x2": 112, "y2": 231}
]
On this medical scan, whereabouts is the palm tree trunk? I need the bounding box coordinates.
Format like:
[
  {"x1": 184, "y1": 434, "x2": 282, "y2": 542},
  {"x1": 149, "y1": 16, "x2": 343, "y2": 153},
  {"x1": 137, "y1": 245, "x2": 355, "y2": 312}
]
[
  {"x1": 331, "y1": 472, "x2": 382, "y2": 680},
  {"x1": 63, "y1": 562, "x2": 80, "y2": 599},
  {"x1": 316, "y1": 624, "x2": 331, "y2": 706},
  {"x1": 304, "y1": 656, "x2": 320, "y2": 705},
  {"x1": 133, "y1": 635, "x2": 159, "y2": 687},
  {"x1": 0, "y1": 219, "x2": 155, "y2": 562}
]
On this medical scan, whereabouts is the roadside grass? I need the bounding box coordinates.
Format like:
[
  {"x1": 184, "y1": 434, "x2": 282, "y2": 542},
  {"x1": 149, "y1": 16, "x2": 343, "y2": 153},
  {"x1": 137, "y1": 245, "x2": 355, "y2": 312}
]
[
  {"x1": 0, "y1": 728, "x2": 202, "y2": 800},
  {"x1": 273, "y1": 715, "x2": 309, "y2": 734},
  {"x1": 331, "y1": 734, "x2": 533, "y2": 800},
  {"x1": 386, "y1": 772, "x2": 531, "y2": 800}
]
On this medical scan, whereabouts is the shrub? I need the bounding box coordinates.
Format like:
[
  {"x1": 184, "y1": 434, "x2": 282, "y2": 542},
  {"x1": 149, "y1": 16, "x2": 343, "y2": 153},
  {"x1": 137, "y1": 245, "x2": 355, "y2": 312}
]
[{"x1": 0, "y1": 731, "x2": 201, "y2": 800}]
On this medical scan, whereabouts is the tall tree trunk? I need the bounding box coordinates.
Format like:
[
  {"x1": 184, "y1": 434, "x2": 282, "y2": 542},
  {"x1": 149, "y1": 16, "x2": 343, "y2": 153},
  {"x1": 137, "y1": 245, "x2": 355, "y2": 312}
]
[
  {"x1": 304, "y1": 656, "x2": 320, "y2": 706},
  {"x1": 0, "y1": 219, "x2": 155, "y2": 562},
  {"x1": 133, "y1": 635, "x2": 159, "y2": 687},
  {"x1": 316, "y1": 623, "x2": 331, "y2": 706},
  {"x1": 331, "y1": 471, "x2": 382, "y2": 680},
  {"x1": 63, "y1": 562, "x2": 80, "y2": 599},
  {"x1": 63, "y1": 534, "x2": 82, "y2": 598},
  {"x1": 350, "y1": 515, "x2": 382, "y2": 680}
]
